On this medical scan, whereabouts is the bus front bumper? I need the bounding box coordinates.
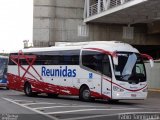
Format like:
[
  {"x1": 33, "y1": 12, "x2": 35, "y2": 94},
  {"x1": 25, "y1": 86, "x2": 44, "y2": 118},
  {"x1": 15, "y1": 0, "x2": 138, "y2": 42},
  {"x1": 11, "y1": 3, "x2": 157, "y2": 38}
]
[{"x1": 112, "y1": 92, "x2": 148, "y2": 100}]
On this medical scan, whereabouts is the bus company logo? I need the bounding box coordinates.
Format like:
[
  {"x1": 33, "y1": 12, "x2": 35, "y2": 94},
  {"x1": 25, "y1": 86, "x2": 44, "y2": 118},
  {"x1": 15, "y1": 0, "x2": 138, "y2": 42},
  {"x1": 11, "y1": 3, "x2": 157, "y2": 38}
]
[
  {"x1": 89, "y1": 73, "x2": 93, "y2": 79},
  {"x1": 41, "y1": 66, "x2": 76, "y2": 77}
]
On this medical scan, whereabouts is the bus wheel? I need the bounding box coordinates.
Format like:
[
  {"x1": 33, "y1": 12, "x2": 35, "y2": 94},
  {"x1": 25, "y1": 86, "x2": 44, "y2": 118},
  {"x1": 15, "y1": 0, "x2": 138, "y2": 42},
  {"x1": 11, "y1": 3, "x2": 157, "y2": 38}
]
[
  {"x1": 108, "y1": 99, "x2": 119, "y2": 103},
  {"x1": 79, "y1": 86, "x2": 91, "y2": 101},
  {"x1": 6, "y1": 87, "x2": 9, "y2": 90},
  {"x1": 24, "y1": 82, "x2": 33, "y2": 97}
]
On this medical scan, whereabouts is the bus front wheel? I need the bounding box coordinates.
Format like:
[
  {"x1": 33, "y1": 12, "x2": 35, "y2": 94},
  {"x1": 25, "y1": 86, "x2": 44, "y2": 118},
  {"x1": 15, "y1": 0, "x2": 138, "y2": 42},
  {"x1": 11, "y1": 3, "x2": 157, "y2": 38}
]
[{"x1": 79, "y1": 86, "x2": 91, "y2": 101}]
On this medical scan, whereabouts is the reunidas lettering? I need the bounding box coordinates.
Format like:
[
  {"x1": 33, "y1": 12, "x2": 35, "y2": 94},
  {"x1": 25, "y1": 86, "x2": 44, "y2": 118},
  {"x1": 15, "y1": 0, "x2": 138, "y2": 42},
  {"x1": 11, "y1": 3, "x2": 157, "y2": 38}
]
[{"x1": 41, "y1": 66, "x2": 76, "y2": 77}]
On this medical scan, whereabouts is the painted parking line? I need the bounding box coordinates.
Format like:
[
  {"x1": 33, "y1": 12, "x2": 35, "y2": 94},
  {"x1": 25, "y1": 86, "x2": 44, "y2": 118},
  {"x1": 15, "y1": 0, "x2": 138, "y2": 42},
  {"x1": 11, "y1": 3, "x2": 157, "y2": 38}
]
[
  {"x1": 22, "y1": 102, "x2": 59, "y2": 106},
  {"x1": 11, "y1": 99, "x2": 35, "y2": 104},
  {"x1": 12, "y1": 100, "x2": 34, "y2": 102},
  {"x1": 2, "y1": 97, "x2": 59, "y2": 120},
  {"x1": 33, "y1": 105, "x2": 100, "y2": 109},
  {"x1": 2, "y1": 97, "x2": 142, "y2": 120},
  {"x1": 33, "y1": 105, "x2": 107, "y2": 110},
  {"x1": 44, "y1": 108, "x2": 140, "y2": 115},
  {"x1": 22, "y1": 102, "x2": 69, "y2": 106}
]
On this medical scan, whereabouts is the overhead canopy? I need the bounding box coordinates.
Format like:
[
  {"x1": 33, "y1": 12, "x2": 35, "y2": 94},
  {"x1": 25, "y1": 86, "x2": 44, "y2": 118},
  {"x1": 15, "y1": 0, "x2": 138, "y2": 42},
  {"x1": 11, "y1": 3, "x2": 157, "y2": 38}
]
[{"x1": 84, "y1": 0, "x2": 160, "y2": 24}]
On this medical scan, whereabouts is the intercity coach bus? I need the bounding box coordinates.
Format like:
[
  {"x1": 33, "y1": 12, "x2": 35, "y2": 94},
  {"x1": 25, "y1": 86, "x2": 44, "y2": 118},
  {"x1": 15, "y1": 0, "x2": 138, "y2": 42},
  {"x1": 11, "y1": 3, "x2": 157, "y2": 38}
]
[{"x1": 8, "y1": 41, "x2": 153, "y2": 101}]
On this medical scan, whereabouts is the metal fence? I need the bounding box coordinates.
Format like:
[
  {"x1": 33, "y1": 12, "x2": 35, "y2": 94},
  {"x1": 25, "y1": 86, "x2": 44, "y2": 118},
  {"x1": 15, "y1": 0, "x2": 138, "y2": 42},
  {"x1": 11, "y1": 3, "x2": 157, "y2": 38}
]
[{"x1": 89, "y1": 0, "x2": 133, "y2": 16}]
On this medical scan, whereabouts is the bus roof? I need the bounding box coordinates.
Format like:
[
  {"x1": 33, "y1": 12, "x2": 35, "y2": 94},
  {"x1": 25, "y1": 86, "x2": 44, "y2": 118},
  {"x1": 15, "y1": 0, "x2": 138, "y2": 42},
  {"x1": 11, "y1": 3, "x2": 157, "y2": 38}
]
[{"x1": 10, "y1": 41, "x2": 139, "y2": 53}]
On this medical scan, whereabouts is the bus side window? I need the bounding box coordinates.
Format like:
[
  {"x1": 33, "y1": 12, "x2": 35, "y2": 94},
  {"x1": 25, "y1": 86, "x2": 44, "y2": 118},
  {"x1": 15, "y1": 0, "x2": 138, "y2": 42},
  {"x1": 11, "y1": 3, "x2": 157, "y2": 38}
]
[
  {"x1": 82, "y1": 50, "x2": 103, "y2": 72},
  {"x1": 9, "y1": 54, "x2": 17, "y2": 65},
  {"x1": 102, "y1": 55, "x2": 111, "y2": 77}
]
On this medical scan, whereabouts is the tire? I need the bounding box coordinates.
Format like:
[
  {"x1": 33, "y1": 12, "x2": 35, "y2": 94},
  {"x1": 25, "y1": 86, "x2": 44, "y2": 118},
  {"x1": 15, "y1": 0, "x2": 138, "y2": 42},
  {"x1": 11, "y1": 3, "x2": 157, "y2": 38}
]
[
  {"x1": 6, "y1": 87, "x2": 9, "y2": 90},
  {"x1": 24, "y1": 82, "x2": 34, "y2": 97},
  {"x1": 47, "y1": 93, "x2": 59, "y2": 98},
  {"x1": 79, "y1": 86, "x2": 91, "y2": 102},
  {"x1": 108, "y1": 99, "x2": 119, "y2": 103}
]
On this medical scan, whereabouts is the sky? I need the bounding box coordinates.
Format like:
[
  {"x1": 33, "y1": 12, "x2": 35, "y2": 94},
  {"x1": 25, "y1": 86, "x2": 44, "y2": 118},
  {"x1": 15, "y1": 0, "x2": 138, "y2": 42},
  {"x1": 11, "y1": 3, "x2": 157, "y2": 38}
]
[{"x1": 0, "y1": 0, "x2": 33, "y2": 53}]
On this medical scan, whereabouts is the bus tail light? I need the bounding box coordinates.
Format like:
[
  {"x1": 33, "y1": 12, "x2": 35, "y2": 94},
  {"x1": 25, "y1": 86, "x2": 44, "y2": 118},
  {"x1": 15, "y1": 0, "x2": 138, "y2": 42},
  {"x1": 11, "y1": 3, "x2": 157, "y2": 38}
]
[{"x1": 113, "y1": 86, "x2": 124, "y2": 92}]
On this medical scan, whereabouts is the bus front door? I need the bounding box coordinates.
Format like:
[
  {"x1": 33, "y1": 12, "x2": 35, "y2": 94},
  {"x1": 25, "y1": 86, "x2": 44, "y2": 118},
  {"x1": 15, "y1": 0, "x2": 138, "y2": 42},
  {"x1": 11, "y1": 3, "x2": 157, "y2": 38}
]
[{"x1": 101, "y1": 55, "x2": 112, "y2": 99}]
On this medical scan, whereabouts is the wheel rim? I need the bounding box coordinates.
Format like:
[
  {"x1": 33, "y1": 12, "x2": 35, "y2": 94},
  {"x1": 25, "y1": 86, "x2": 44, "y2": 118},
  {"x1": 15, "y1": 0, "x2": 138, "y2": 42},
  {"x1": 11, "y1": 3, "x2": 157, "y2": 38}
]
[{"x1": 83, "y1": 89, "x2": 90, "y2": 100}]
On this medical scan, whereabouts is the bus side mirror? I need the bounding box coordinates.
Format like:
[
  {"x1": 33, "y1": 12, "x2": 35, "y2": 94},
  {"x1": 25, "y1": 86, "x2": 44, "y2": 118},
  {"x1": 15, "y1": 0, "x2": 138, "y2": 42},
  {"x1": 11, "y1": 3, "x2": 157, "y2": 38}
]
[
  {"x1": 141, "y1": 54, "x2": 154, "y2": 68},
  {"x1": 149, "y1": 59, "x2": 154, "y2": 68}
]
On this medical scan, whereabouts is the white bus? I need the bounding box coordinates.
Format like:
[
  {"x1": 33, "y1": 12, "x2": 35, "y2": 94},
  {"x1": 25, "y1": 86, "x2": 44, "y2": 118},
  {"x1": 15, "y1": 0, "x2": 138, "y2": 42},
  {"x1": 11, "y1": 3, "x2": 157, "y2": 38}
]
[{"x1": 8, "y1": 41, "x2": 153, "y2": 101}]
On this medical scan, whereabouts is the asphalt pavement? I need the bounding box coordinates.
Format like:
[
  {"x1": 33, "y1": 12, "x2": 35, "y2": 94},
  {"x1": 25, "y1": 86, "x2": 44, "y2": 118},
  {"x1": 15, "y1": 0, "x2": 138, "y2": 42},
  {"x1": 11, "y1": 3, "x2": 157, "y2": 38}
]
[{"x1": 0, "y1": 88, "x2": 160, "y2": 120}]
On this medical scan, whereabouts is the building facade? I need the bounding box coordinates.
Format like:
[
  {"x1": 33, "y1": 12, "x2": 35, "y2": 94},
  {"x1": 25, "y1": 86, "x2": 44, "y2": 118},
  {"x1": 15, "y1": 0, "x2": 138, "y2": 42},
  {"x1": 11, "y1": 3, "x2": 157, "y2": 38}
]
[
  {"x1": 33, "y1": 0, "x2": 160, "y2": 89},
  {"x1": 33, "y1": 0, "x2": 160, "y2": 48},
  {"x1": 34, "y1": 0, "x2": 84, "y2": 47}
]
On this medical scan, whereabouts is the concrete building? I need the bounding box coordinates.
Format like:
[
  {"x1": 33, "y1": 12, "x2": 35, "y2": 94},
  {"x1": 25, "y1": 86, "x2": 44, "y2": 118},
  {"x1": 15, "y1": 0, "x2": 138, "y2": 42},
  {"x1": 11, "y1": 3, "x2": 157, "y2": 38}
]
[
  {"x1": 33, "y1": 0, "x2": 160, "y2": 59},
  {"x1": 33, "y1": 0, "x2": 85, "y2": 47},
  {"x1": 33, "y1": 0, "x2": 160, "y2": 48}
]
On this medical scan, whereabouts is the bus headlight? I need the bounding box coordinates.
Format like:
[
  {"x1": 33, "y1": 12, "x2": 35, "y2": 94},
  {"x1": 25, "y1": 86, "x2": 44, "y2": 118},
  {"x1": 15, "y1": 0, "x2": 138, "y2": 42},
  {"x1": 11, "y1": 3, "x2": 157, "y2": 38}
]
[{"x1": 113, "y1": 86, "x2": 124, "y2": 92}]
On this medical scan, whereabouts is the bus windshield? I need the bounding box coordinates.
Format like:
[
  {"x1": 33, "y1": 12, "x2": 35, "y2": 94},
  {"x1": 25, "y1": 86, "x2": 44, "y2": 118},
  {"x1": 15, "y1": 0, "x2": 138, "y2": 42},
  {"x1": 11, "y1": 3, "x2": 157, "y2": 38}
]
[{"x1": 114, "y1": 52, "x2": 146, "y2": 83}]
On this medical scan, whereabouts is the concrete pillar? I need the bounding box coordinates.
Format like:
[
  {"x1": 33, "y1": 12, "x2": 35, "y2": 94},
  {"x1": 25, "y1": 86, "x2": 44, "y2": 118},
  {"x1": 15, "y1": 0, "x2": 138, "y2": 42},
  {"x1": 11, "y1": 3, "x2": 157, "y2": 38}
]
[
  {"x1": 86, "y1": 0, "x2": 90, "y2": 17},
  {"x1": 33, "y1": 0, "x2": 160, "y2": 47},
  {"x1": 33, "y1": 0, "x2": 56, "y2": 47},
  {"x1": 103, "y1": 0, "x2": 107, "y2": 10},
  {"x1": 33, "y1": 0, "x2": 87, "y2": 47},
  {"x1": 106, "y1": 0, "x2": 110, "y2": 9},
  {"x1": 98, "y1": 0, "x2": 101, "y2": 13}
]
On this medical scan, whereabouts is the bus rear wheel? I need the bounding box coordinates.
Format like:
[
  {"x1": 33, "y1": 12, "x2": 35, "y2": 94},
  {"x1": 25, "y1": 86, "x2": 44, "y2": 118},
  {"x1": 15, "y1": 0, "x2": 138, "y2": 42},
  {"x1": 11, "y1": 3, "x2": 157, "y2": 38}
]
[
  {"x1": 6, "y1": 87, "x2": 9, "y2": 90},
  {"x1": 108, "y1": 99, "x2": 119, "y2": 103},
  {"x1": 24, "y1": 82, "x2": 34, "y2": 97},
  {"x1": 79, "y1": 86, "x2": 91, "y2": 102}
]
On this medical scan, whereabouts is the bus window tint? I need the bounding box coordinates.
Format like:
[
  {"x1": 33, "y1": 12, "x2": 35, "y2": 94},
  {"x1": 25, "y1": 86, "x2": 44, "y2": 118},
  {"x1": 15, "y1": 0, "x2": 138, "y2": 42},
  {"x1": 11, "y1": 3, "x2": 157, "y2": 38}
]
[
  {"x1": 9, "y1": 50, "x2": 80, "y2": 65},
  {"x1": 102, "y1": 55, "x2": 111, "y2": 77},
  {"x1": 34, "y1": 50, "x2": 80, "y2": 65},
  {"x1": 82, "y1": 50, "x2": 111, "y2": 77},
  {"x1": 82, "y1": 51, "x2": 102, "y2": 71}
]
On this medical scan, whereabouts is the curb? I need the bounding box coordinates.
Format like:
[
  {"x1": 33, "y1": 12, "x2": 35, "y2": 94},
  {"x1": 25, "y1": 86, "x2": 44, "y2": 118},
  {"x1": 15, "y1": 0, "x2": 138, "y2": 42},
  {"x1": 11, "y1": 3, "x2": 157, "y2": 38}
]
[{"x1": 148, "y1": 89, "x2": 160, "y2": 92}]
